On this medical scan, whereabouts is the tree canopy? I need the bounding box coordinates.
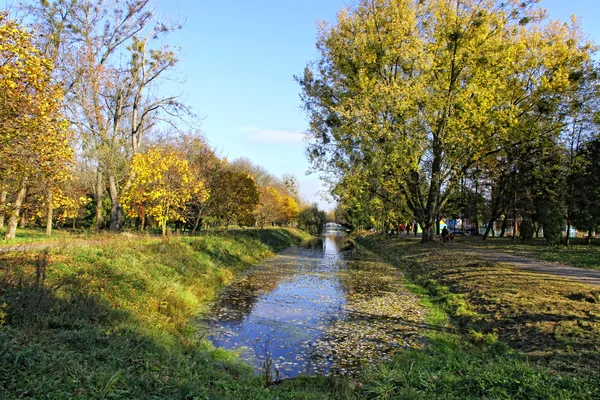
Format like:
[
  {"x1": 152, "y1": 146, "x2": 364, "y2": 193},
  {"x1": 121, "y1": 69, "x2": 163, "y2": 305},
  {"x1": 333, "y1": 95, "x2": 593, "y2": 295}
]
[{"x1": 299, "y1": 0, "x2": 595, "y2": 241}]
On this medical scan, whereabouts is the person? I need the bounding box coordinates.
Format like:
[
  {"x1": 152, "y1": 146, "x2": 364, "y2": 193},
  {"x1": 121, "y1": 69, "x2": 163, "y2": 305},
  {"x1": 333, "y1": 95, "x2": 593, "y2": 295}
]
[{"x1": 441, "y1": 226, "x2": 449, "y2": 243}]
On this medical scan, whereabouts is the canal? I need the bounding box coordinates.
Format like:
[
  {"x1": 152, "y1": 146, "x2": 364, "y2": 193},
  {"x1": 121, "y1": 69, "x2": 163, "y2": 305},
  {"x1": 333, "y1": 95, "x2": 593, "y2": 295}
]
[{"x1": 202, "y1": 232, "x2": 424, "y2": 378}]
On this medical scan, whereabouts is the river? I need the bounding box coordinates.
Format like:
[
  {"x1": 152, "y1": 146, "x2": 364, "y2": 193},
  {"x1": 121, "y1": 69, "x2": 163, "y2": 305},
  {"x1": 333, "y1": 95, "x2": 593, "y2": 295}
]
[{"x1": 202, "y1": 232, "x2": 424, "y2": 378}]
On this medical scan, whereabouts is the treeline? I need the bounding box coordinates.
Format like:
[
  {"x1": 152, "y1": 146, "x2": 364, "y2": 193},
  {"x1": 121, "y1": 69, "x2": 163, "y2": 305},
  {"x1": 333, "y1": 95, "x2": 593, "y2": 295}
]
[
  {"x1": 0, "y1": 3, "x2": 325, "y2": 238},
  {"x1": 299, "y1": 0, "x2": 600, "y2": 244}
]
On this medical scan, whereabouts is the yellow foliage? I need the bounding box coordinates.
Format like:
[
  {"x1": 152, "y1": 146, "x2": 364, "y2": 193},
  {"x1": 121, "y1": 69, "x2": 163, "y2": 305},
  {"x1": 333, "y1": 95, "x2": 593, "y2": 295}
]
[
  {"x1": 123, "y1": 146, "x2": 208, "y2": 235},
  {"x1": 0, "y1": 12, "x2": 72, "y2": 184}
]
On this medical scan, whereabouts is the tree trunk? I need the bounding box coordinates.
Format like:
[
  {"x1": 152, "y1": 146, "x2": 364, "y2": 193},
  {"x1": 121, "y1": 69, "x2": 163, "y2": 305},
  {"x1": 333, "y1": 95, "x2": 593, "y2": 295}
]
[
  {"x1": 46, "y1": 189, "x2": 53, "y2": 237},
  {"x1": 4, "y1": 182, "x2": 27, "y2": 240},
  {"x1": 0, "y1": 191, "x2": 6, "y2": 230},
  {"x1": 191, "y1": 208, "x2": 204, "y2": 235},
  {"x1": 95, "y1": 169, "x2": 104, "y2": 232},
  {"x1": 108, "y1": 174, "x2": 122, "y2": 231},
  {"x1": 140, "y1": 215, "x2": 146, "y2": 231},
  {"x1": 566, "y1": 219, "x2": 571, "y2": 246},
  {"x1": 587, "y1": 227, "x2": 593, "y2": 245},
  {"x1": 483, "y1": 216, "x2": 498, "y2": 240},
  {"x1": 161, "y1": 219, "x2": 167, "y2": 236},
  {"x1": 500, "y1": 218, "x2": 507, "y2": 237},
  {"x1": 474, "y1": 174, "x2": 480, "y2": 236},
  {"x1": 421, "y1": 224, "x2": 435, "y2": 242},
  {"x1": 19, "y1": 212, "x2": 26, "y2": 228}
]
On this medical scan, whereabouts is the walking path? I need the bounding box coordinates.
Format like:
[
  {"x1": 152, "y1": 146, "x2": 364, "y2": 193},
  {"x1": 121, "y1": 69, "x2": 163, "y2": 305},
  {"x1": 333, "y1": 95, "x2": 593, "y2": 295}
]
[
  {"x1": 456, "y1": 246, "x2": 600, "y2": 287},
  {"x1": 392, "y1": 233, "x2": 600, "y2": 287}
]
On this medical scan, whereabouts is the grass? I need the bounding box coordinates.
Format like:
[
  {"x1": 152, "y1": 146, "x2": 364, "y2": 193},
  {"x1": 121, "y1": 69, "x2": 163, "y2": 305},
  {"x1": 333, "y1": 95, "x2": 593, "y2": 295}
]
[
  {"x1": 4, "y1": 228, "x2": 599, "y2": 399},
  {"x1": 459, "y1": 235, "x2": 600, "y2": 270},
  {"x1": 355, "y1": 234, "x2": 600, "y2": 399},
  {"x1": 0, "y1": 227, "x2": 90, "y2": 247},
  {"x1": 0, "y1": 228, "x2": 365, "y2": 399}
]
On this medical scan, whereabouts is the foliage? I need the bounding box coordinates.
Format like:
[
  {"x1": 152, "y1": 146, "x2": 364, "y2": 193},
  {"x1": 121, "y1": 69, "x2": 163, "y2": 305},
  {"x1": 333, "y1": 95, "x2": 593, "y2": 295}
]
[
  {"x1": 205, "y1": 169, "x2": 260, "y2": 227},
  {"x1": 123, "y1": 147, "x2": 208, "y2": 235},
  {"x1": 297, "y1": 204, "x2": 327, "y2": 235},
  {"x1": 25, "y1": 0, "x2": 191, "y2": 232},
  {"x1": 571, "y1": 136, "x2": 600, "y2": 237},
  {"x1": 0, "y1": 12, "x2": 73, "y2": 239},
  {"x1": 298, "y1": 0, "x2": 594, "y2": 241}
]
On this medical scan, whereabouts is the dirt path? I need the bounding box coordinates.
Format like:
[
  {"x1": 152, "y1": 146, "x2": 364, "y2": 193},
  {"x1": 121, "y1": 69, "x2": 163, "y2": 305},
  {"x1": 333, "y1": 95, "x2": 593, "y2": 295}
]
[{"x1": 455, "y1": 246, "x2": 600, "y2": 287}]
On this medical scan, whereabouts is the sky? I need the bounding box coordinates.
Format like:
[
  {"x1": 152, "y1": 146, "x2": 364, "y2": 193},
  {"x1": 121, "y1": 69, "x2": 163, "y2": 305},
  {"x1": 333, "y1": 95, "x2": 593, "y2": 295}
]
[{"x1": 6, "y1": 0, "x2": 600, "y2": 210}]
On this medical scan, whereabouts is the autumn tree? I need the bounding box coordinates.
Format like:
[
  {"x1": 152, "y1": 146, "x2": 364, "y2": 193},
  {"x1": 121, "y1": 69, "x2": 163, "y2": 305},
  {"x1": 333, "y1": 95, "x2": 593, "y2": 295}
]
[
  {"x1": 205, "y1": 169, "x2": 259, "y2": 228},
  {"x1": 255, "y1": 187, "x2": 285, "y2": 227},
  {"x1": 174, "y1": 133, "x2": 218, "y2": 234},
  {"x1": 299, "y1": 0, "x2": 594, "y2": 241},
  {"x1": 122, "y1": 146, "x2": 207, "y2": 235},
  {"x1": 0, "y1": 13, "x2": 72, "y2": 239},
  {"x1": 25, "y1": 0, "x2": 191, "y2": 232}
]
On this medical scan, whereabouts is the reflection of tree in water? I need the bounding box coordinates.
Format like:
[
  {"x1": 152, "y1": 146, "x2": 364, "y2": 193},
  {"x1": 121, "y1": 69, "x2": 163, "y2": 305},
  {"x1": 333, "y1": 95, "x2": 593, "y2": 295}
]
[
  {"x1": 207, "y1": 268, "x2": 288, "y2": 322},
  {"x1": 303, "y1": 237, "x2": 323, "y2": 250}
]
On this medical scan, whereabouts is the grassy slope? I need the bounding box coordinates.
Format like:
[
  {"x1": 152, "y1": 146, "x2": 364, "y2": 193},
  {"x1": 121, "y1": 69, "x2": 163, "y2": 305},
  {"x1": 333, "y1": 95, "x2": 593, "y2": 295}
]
[
  {"x1": 0, "y1": 228, "x2": 360, "y2": 399},
  {"x1": 356, "y1": 234, "x2": 600, "y2": 400}
]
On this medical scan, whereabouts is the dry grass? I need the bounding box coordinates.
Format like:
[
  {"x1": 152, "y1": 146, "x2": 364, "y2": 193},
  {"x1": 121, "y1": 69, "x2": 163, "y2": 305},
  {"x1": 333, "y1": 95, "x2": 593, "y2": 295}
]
[{"x1": 358, "y1": 234, "x2": 600, "y2": 375}]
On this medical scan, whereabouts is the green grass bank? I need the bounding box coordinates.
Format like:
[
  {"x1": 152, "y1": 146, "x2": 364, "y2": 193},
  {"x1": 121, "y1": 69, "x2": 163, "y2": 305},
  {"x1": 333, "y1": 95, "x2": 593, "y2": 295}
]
[
  {"x1": 356, "y1": 234, "x2": 600, "y2": 400},
  {"x1": 0, "y1": 228, "x2": 363, "y2": 399}
]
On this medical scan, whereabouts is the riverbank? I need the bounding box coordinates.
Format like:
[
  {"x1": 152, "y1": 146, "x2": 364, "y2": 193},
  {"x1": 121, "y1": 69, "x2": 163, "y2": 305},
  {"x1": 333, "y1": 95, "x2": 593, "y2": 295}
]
[
  {"x1": 356, "y1": 233, "x2": 600, "y2": 399},
  {"x1": 0, "y1": 228, "x2": 361, "y2": 399}
]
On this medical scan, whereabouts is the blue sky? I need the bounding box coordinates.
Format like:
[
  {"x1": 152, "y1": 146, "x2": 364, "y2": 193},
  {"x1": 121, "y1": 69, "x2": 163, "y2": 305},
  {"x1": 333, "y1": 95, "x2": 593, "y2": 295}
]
[{"x1": 156, "y1": 0, "x2": 350, "y2": 210}]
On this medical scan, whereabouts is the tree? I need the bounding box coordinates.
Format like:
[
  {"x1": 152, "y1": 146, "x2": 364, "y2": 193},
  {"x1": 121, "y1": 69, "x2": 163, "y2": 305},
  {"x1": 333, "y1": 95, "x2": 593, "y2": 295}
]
[
  {"x1": 298, "y1": 204, "x2": 326, "y2": 235},
  {"x1": 255, "y1": 187, "x2": 285, "y2": 228},
  {"x1": 0, "y1": 13, "x2": 72, "y2": 239},
  {"x1": 205, "y1": 170, "x2": 259, "y2": 228},
  {"x1": 571, "y1": 136, "x2": 600, "y2": 244},
  {"x1": 281, "y1": 196, "x2": 300, "y2": 225},
  {"x1": 25, "y1": 0, "x2": 190, "y2": 232},
  {"x1": 122, "y1": 147, "x2": 207, "y2": 236},
  {"x1": 298, "y1": 0, "x2": 593, "y2": 241}
]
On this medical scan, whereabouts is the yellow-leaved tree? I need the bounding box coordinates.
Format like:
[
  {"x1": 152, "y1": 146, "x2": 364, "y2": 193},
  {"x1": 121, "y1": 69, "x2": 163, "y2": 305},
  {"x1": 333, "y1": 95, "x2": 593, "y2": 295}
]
[
  {"x1": 0, "y1": 12, "x2": 73, "y2": 239},
  {"x1": 123, "y1": 147, "x2": 208, "y2": 236}
]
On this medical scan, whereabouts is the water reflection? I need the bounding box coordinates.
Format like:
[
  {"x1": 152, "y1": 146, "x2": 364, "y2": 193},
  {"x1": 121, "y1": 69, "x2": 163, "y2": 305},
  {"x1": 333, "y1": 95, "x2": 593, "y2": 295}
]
[{"x1": 203, "y1": 231, "x2": 423, "y2": 378}]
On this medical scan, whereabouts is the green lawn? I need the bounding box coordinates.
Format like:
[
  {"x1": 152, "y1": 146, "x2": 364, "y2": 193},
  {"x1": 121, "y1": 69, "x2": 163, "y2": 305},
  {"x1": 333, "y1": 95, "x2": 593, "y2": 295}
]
[
  {"x1": 3, "y1": 229, "x2": 598, "y2": 399},
  {"x1": 0, "y1": 227, "x2": 90, "y2": 247}
]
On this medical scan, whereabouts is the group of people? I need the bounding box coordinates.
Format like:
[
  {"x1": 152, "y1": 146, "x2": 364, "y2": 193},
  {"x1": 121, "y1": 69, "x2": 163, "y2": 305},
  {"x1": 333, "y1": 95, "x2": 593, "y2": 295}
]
[
  {"x1": 398, "y1": 223, "x2": 418, "y2": 236},
  {"x1": 441, "y1": 227, "x2": 455, "y2": 243}
]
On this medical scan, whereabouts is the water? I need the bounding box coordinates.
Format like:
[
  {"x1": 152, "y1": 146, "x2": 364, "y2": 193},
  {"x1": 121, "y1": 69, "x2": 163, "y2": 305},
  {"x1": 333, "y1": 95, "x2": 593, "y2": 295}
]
[{"x1": 202, "y1": 232, "x2": 424, "y2": 378}]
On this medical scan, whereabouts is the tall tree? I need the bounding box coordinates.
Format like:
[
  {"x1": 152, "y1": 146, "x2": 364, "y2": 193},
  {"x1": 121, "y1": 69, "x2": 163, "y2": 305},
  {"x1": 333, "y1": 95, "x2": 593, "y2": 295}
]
[
  {"x1": 24, "y1": 0, "x2": 190, "y2": 232},
  {"x1": 298, "y1": 0, "x2": 593, "y2": 241},
  {"x1": 0, "y1": 13, "x2": 72, "y2": 239}
]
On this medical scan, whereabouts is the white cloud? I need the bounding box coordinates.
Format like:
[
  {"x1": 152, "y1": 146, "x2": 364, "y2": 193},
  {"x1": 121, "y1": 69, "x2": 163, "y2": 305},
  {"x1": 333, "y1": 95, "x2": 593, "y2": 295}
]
[{"x1": 240, "y1": 127, "x2": 304, "y2": 144}]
